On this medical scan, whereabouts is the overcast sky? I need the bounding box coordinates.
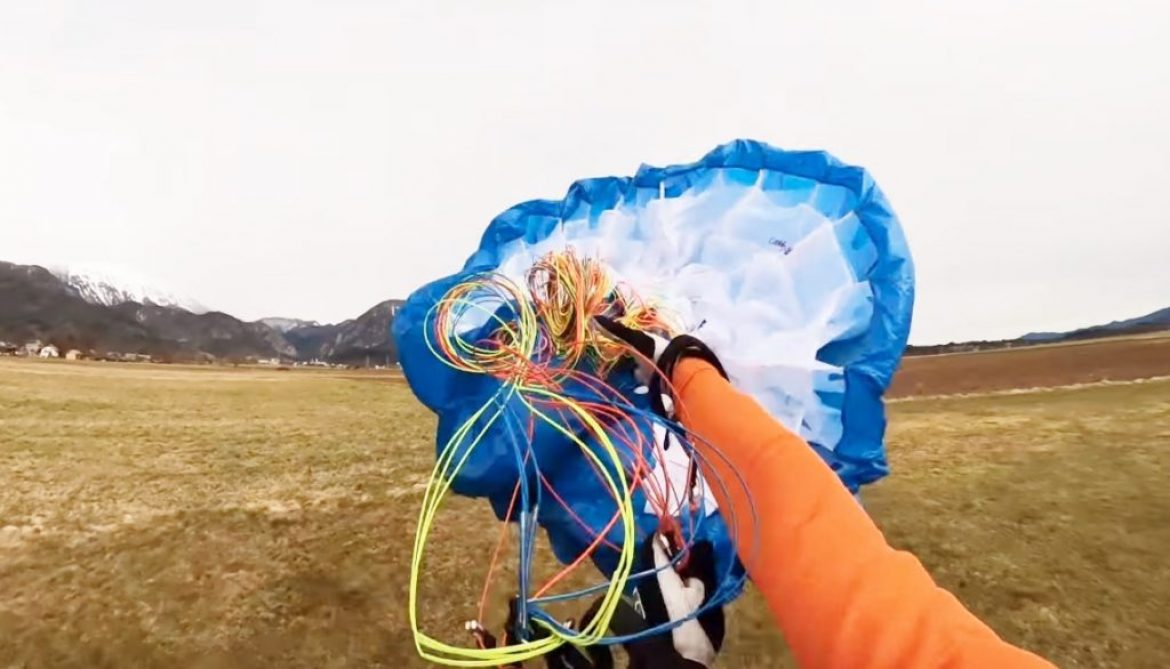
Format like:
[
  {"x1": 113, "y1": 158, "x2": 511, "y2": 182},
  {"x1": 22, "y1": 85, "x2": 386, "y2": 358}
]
[{"x1": 2, "y1": 1, "x2": 1167, "y2": 344}]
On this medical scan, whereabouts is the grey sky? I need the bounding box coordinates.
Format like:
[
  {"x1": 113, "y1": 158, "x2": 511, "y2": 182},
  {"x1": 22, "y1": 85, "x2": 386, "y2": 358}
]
[{"x1": 2, "y1": 1, "x2": 1167, "y2": 344}]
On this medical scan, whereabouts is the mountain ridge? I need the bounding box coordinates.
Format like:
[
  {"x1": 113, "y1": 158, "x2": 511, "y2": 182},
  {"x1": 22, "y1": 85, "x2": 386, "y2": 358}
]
[
  {"x1": 9, "y1": 258, "x2": 1164, "y2": 364},
  {"x1": 0, "y1": 261, "x2": 292, "y2": 361},
  {"x1": 0, "y1": 260, "x2": 404, "y2": 365},
  {"x1": 50, "y1": 264, "x2": 209, "y2": 314},
  {"x1": 275, "y1": 300, "x2": 404, "y2": 365},
  {"x1": 258, "y1": 317, "x2": 321, "y2": 333},
  {"x1": 1022, "y1": 306, "x2": 1170, "y2": 343},
  {"x1": 908, "y1": 305, "x2": 1170, "y2": 356}
]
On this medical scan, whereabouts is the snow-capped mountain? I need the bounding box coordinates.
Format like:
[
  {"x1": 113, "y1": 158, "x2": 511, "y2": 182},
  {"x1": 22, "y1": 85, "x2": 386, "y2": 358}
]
[
  {"x1": 258, "y1": 317, "x2": 321, "y2": 333},
  {"x1": 3, "y1": 259, "x2": 406, "y2": 364},
  {"x1": 49, "y1": 264, "x2": 209, "y2": 314}
]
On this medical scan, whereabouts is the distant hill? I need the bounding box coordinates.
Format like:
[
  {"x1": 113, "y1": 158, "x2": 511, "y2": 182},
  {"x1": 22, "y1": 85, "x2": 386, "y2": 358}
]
[
  {"x1": 1022, "y1": 306, "x2": 1170, "y2": 343},
  {"x1": 1019, "y1": 331, "x2": 1063, "y2": 343},
  {"x1": 1, "y1": 259, "x2": 406, "y2": 365},
  {"x1": 909, "y1": 305, "x2": 1170, "y2": 356},
  {"x1": 50, "y1": 263, "x2": 209, "y2": 314},
  {"x1": 322, "y1": 299, "x2": 405, "y2": 365},
  {"x1": 0, "y1": 261, "x2": 293, "y2": 361},
  {"x1": 258, "y1": 317, "x2": 320, "y2": 333},
  {"x1": 17, "y1": 254, "x2": 1160, "y2": 365},
  {"x1": 275, "y1": 299, "x2": 404, "y2": 365}
]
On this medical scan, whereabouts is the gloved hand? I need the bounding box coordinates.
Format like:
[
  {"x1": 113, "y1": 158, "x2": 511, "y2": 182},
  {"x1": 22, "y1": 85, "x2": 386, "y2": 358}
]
[
  {"x1": 594, "y1": 315, "x2": 729, "y2": 428},
  {"x1": 470, "y1": 597, "x2": 608, "y2": 669},
  {"x1": 584, "y1": 532, "x2": 726, "y2": 669},
  {"x1": 594, "y1": 316, "x2": 728, "y2": 390},
  {"x1": 475, "y1": 532, "x2": 725, "y2": 669},
  {"x1": 593, "y1": 316, "x2": 669, "y2": 383}
]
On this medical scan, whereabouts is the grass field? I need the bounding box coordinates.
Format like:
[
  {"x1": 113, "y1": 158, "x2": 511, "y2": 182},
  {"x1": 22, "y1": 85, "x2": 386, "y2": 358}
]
[{"x1": 1, "y1": 356, "x2": 1168, "y2": 667}]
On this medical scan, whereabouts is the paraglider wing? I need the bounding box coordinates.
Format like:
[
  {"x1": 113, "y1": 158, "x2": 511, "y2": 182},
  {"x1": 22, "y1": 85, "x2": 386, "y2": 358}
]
[{"x1": 394, "y1": 139, "x2": 914, "y2": 581}]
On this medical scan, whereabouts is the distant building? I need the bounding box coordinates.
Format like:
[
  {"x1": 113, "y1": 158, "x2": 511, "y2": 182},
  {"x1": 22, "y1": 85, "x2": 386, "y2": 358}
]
[
  {"x1": 0, "y1": 341, "x2": 16, "y2": 356},
  {"x1": 39, "y1": 344, "x2": 60, "y2": 358},
  {"x1": 65, "y1": 349, "x2": 83, "y2": 360},
  {"x1": 22, "y1": 341, "x2": 43, "y2": 357}
]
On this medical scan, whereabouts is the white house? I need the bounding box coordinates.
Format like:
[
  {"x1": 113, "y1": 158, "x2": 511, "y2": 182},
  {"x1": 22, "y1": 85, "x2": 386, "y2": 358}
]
[{"x1": 39, "y1": 345, "x2": 59, "y2": 358}]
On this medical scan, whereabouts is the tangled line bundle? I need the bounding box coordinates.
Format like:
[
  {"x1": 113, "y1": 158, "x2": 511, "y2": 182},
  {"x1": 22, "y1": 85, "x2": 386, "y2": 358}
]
[{"x1": 409, "y1": 250, "x2": 752, "y2": 667}]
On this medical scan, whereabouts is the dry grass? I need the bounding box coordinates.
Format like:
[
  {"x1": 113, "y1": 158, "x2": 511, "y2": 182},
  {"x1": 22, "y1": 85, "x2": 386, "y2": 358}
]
[{"x1": 0, "y1": 358, "x2": 1167, "y2": 667}]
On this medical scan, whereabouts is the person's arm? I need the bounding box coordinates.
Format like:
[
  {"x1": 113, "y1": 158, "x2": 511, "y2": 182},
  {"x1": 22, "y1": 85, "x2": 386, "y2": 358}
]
[{"x1": 673, "y1": 358, "x2": 1053, "y2": 669}]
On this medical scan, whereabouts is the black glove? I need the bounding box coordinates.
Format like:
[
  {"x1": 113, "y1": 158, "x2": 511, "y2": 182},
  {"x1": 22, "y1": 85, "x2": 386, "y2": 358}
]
[
  {"x1": 594, "y1": 316, "x2": 729, "y2": 440},
  {"x1": 594, "y1": 315, "x2": 728, "y2": 391},
  {"x1": 469, "y1": 597, "x2": 610, "y2": 669},
  {"x1": 578, "y1": 533, "x2": 725, "y2": 669},
  {"x1": 474, "y1": 533, "x2": 725, "y2": 668}
]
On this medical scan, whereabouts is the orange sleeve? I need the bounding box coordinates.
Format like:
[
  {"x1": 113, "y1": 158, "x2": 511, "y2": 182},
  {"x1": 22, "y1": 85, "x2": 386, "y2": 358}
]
[{"x1": 672, "y1": 359, "x2": 1053, "y2": 669}]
